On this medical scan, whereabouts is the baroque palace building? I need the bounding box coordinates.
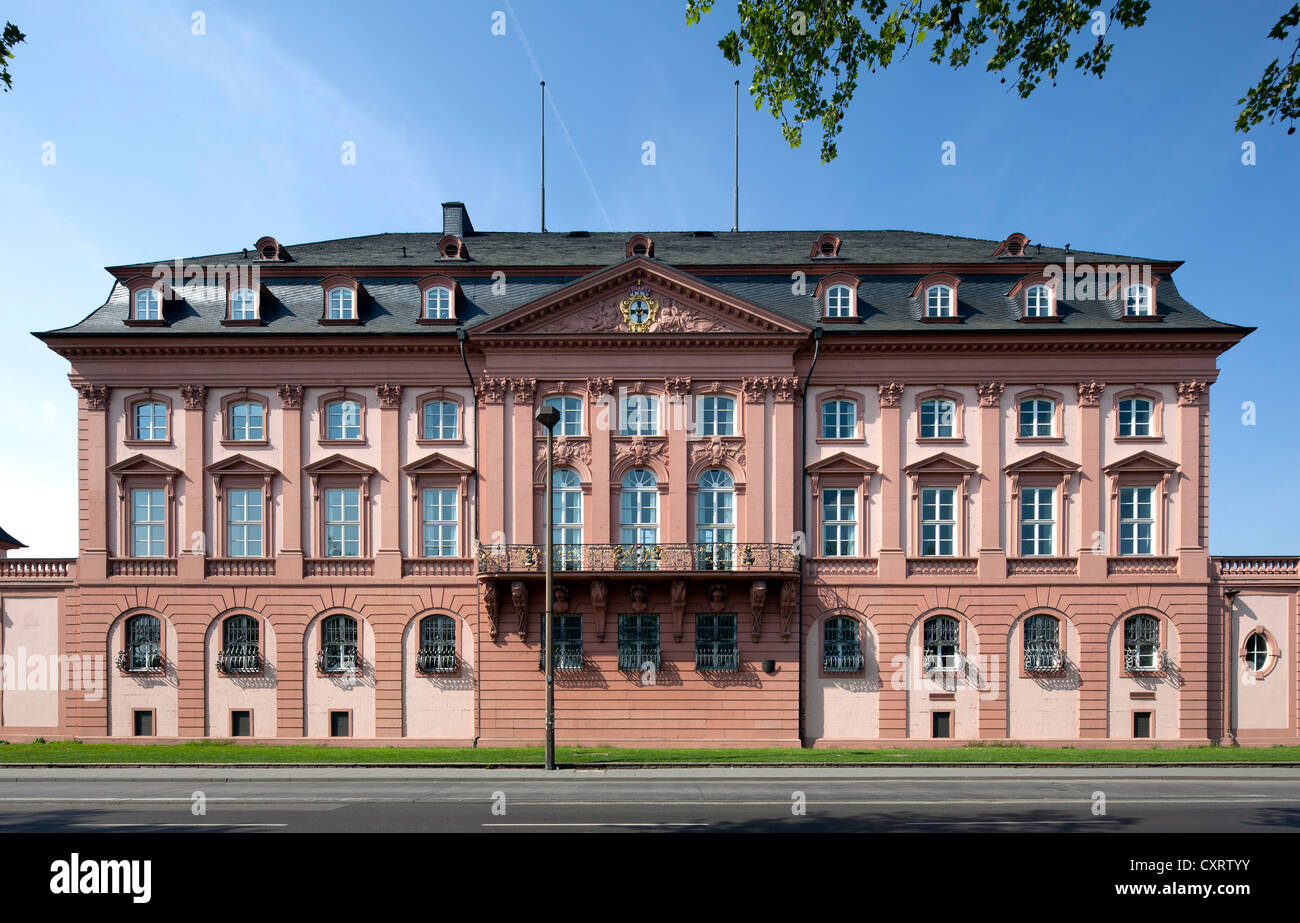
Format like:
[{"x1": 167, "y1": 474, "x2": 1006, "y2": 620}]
[{"x1": 1, "y1": 201, "x2": 1295, "y2": 748}]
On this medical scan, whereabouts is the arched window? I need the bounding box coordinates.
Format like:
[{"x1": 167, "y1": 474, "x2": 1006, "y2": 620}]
[
  {"x1": 133, "y1": 288, "x2": 161, "y2": 321},
  {"x1": 1244, "y1": 631, "x2": 1270, "y2": 674},
  {"x1": 133, "y1": 400, "x2": 169, "y2": 441},
  {"x1": 229, "y1": 400, "x2": 264, "y2": 441},
  {"x1": 552, "y1": 468, "x2": 584, "y2": 570},
  {"x1": 1118, "y1": 397, "x2": 1153, "y2": 437},
  {"x1": 327, "y1": 287, "x2": 355, "y2": 320},
  {"x1": 697, "y1": 395, "x2": 735, "y2": 436},
  {"x1": 417, "y1": 614, "x2": 457, "y2": 674},
  {"x1": 920, "y1": 398, "x2": 956, "y2": 439},
  {"x1": 1024, "y1": 284, "x2": 1053, "y2": 317},
  {"x1": 325, "y1": 399, "x2": 362, "y2": 441},
  {"x1": 421, "y1": 399, "x2": 458, "y2": 440},
  {"x1": 543, "y1": 395, "x2": 583, "y2": 436},
  {"x1": 1023, "y1": 614, "x2": 1062, "y2": 672},
  {"x1": 1019, "y1": 397, "x2": 1054, "y2": 438},
  {"x1": 1124, "y1": 284, "x2": 1152, "y2": 316},
  {"x1": 1123, "y1": 614, "x2": 1162, "y2": 672},
  {"x1": 696, "y1": 469, "x2": 735, "y2": 570},
  {"x1": 218, "y1": 614, "x2": 261, "y2": 674},
  {"x1": 320, "y1": 614, "x2": 358, "y2": 673},
  {"x1": 825, "y1": 283, "x2": 853, "y2": 318},
  {"x1": 821, "y1": 398, "x2": 857, "y2": 439},
  {"x1": 122, "y1": 613, "x2": 162, "y2": 673},
  {"x1": 619, "y1": 469, "x2": 659, "y2": 569},
  {"x1": 823, "y1": 616, "x2": 863, "y2": 672},
  {"x1": 231, "y1": 288, "x2": 258, "y2": 320},
  {"x1": 925, "y1": 284, "x2": 954, "y2": 318},
  {"x1": 923, "y1": 615, "x2": 960, "y2": 672},
  {"x1": 423, "y1": 286, "x2": 452, "y2": 320}
]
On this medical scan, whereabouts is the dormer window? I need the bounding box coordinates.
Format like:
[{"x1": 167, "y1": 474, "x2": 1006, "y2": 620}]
[
  {"x1": 1025, "y1": 284, "x2": 1053, "y2": 317},
  {"x1": 625, "y1": 234, "x2": 654, "y2": 258},
  {"x1": 1125, "y1": 284, "x2": 1152, "y2": 316},
  {"x1": 424, "y1": 286, "x2": 452, "y2": 319},
  {"x1": 926, "y1": 285, "x2": 954, "y2": 318},
  {"x1": 133, "y1": 288, "x2": 161, "y2": 321},
  {"x1": 231, "y1": 288, "x2": 258, "y2": 320},
  {"x1": 811, "y1": 233, "x2": 841, "y2": 259},
  {"x1": 254, "y1": 236, "x2": 288, "y2": 262},
  {"x1": 438, "y1": 235, "x2": 467, "y2": 260},
  {"x1": 319, "y1": 275, "x2": 361, "y2": 325},
  {"x1": 993, "y1": 232, "x2": 1029, "y2": 257},
  {"x1": 825, "y1": 284, "x2": 853, "y2": 318},
  {"x1": 328, "y1": 288, "x2": 354, "y2": 319}
]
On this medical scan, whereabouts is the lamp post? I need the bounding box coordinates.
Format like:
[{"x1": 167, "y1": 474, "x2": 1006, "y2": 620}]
[{"x1": 535, "y1": 404, "x2": 561, "y2": 771}]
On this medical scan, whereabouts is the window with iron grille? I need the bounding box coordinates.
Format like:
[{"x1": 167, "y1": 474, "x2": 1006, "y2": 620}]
[
  {"x1": 123, "y1": 614, "x2": 162, "y2": 672},
  {"x1": 321, "y1": 614, "x2": 358, "y2": 673},
  {"x1": 1124, "y1": 614, "x2": 1161, "y2": 672},
  {"x1": 1023, "y1": 614, "x2": 1062, "y2": 672},
  {"x1": 695, "y1": 613, "x2": 739, "y2": 671},
  {"x1": 618, "y1": 614, "x2": 660, "y2": 671},
  {"x1": 539, "y1": 613, "x2": 583, "y2": 671},
  {"x1": 218, "y1": 614, "x2": 261, "y2": 673},
  {"x1": 823, "y1": 616, "x2": 863, "y2": 672},
  {"x1": 923, "y1": 615, "x2": 960, "y2": 672},
  {"x1": 417, "y1": 614, "x2": 457, "y2": 673}
]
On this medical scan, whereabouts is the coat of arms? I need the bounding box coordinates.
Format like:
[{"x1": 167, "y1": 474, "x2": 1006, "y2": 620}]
[{"x1": 619, "y1": 285, "x2": 658, "y2": 333}]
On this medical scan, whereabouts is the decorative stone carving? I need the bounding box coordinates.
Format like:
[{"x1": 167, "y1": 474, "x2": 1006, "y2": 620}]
[
  {"x1": 586, "y1": 377, "x2": 614, "y2": 397},
  {"x1": 690, "y1": 437, "x2": 745, "y2": 471},
  {"x1": 741, "y1": 377, "x2": 768, "y2": 403},
  {"x1": 670, "y1": 580, "x2": 687, "y2": 641},
  {"x1": 538, "y1": 293, "x2": 731, "y2": 334},
  {"x1": 590, "y1": 580, "x2": 608, "y2": 641},
  {"x1": 482, "y1": 580, "x2": 499, "y2": 641},
  {"x1": 376, "y1": 384, "x2": 403, "y2": 409},
  {"x1": 664, "y1": 376, "x2": 692, "y2": 397},
  {"x1": 1077, "y1": 380, "x2": 1106, "y2": 406},
  {"x1": 750, "y1": 580, "x2": 767, "y2": 641},
  {"x1": 511, "y1": 580, "x2": 529, "y2": 640},
  {"x1": 877, "y1": 382, "x2": 904, "y2": 408},
  {"x1": 770, "y1": 376, "x2": 802, "y2": 403},
  {"x1": 553, "y1": 583, "x2": 570, "y2": 614},
  {"x1": 77, "y1": 384, "x2": 109, "y2": 411},
  {"x1": 537, "y1": 438, "x2": 592, "y2": 469},
  {"x1": 780, "y1": 580, "x2": 798, "y2": 640},
  {"x1": 707, "y1": 582, "x2": 728, "y2": 613},
  {"x1": 1177, "y1": 380, "x2": 1209, "y2": 405},
  {"x1": 476, "y1": 377, "x2": 510, "y2": 404},
  {"x1": 277, "y1": 384, "x2": 304, "y2": 409},
  {"x1": 629, "y1": 583, "x2": 649, "y2": 613},
  {"x1": 510, "y1": 378, "x2": 537, "y2": 401},
  {"x1": 976, "y1": 381, "x2": 1005, "y2": 407},
  {"x1": 614, "y1": 436, "x2": 667, "y2": 471},
  {"x1": 180, "y1": 384, "x2": 207, "y2": 410}
]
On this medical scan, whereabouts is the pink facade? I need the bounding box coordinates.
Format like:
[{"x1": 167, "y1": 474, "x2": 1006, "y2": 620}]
[{"x1": 0, "y1": 205, "x2": 1289, "y2": 747}]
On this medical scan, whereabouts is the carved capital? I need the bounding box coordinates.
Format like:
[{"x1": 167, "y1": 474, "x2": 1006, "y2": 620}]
[
  {"x1": 741, "y1": 377, "x2": 768, "y2": 403},
  {"x1": 376, "y1": 383, "x2": 403, "y2": 409},
  {"x1": 180, "y1": 384, "x2": 207, "y2": 410},
  {"x1": 77, "y1": 384, "x2": 109, "y2": 412},
  {"x1": 1177, "y1": 379, "x2": 1209, "y2": 406},
  {"x1": 1076, "y1": 380, "x2": 1106, "y2": 406},
  {"x1": 877, "y1": 382, "x2": 905, "y2": 408},
  {"x1": 277, "y1": 384, "x2": 304, "y2": 409},
  {"x1": 976, "y1": 381, "x2": 1005, "y2": 407},
  {"x1": 476, "y1": 376, "x2": 510, "y2": 404},
  {"x1": 585, "y1": 377, "x2": 614, "y2": 398},
  {"x1": 510, "y1": 377, "x2": 537, "y2": 401},
  {"x1": 771, "y1": 375, "x2": 802, "y2": 403},
  {"x1": 664, "y1": 376, "x2": 692, "y2": 397}
]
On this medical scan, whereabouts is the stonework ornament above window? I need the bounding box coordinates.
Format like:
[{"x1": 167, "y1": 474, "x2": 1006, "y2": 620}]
[
  {"x1": 475, "y1": 377, "x2": 510, "y2": 404},
  {"x1": 78, "y1": 383, "x2": 109, "y2": 411},
  {"x1": 277, "y1": 384, "x2": 304, "y2": 409},
  {"x1": 376, "y1": 384, "x2": 403, "y2": 410},
  {"x1": 878, "y1": 382, "x2": 905, "y2": 408},
  {"x1": 1177, "y1": 380, "x2": 1209, "y2": 405},
  {"x1": 1077, "y1": 381, "x2": 1106, "y2": 406},
  {"x1": 977, "y1": 382, "x2": 1005, "y2": 407},
  {"x1": 180, "y1": 384, "x2": 207, "y2": 411}
]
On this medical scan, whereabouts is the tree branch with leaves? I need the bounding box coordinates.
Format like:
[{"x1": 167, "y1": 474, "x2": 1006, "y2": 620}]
[{"x1": 1, "y1": 21, "x2": 26, "y2": 93}]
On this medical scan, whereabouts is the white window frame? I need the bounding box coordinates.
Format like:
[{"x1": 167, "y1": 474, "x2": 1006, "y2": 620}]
[
  {"x1": 821, "y1": 399, "x2": 856, "y2": 440},
  {"x1": 422, "y1": 400, "x2": 459, "y2": 440},
  {"x1": 327, "y1": 286, "x2": 356, "y2": 320},
  {"x1": 620, "y1": 394, "x2": 660, "y2": 436},
  {"x1": 825, "y1": 283, "x2": 853, "y2": 318},
  {"x1": 696, "y1": 395, "x2": 736, "y2": 436},
  {"x1": 231, "y1": 288, "x2": 258, "y2": 320},
  {"x1": 1118, "y1": 485, "x2": 1155, "y2": 556},
  {"x1": 821, "y1": 487, "x2": 857, "y2": 556},
  {"x1": 421, "y1": 487, "x2": 458, "y2": 557},
  {"x1": 925, "y1": 284, "x2": 954, "y2": 318},
  {"x1": 227, "y1": 488, "x2": 264, "y2": 558},
  {"x1": 920, "y1": 486, "x2": 956, "y2": 557},
  {"x1": 324, "y1": 487, "x2": 361, "y2": 558},
  {"x1": 325, "y1": 399, "x2": 362, "y2": 441},
  {"x1": 1019, "y1": 486, "x2": 1055, "y2": 556},
  {"x1": 130, "y1": 488, "x2": 167, "y2": 558},
  {"x1": 1019, "y1": 398, "x2": 1054, "y2": 438},
  {"x1": 919, "y1": 398, "x2": 956, "y2": 439},
  {"x1": 133, "y1": 288, "x2": 161, "y2": 321},
  {"x1": 423, "y1": 286, "x2": 453, "y2": 319},
  {"x1": 1118, "y1": 397, "x2": 1153, "y2": 437},
  {"x1": 1025, "y1": 283, "x2": 1053, "y2": 317},
  {"x1": 1124, "y1": 284, "x2": 1152, "y2": 316}
]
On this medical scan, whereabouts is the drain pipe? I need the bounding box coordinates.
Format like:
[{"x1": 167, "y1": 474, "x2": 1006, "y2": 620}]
[
  {"x1": 797, "y1": 327, "x2": 823, "y2": 746},
  {"x1": 1224, "y1": 587, "x2": 1239, "y2": 746},
  {"x1": 458, "y1": 327, "x2": 482, "y2": 748}
]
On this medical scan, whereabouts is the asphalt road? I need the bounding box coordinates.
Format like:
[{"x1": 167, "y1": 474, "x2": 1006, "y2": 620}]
[{"x1": 0, "y1": 766, "x2": 1298, "y2": 833}]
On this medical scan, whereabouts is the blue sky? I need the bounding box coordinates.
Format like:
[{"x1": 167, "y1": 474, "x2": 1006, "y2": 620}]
[{"x1": 0, "y1": 0, "x2": 1296, "y2": 556}]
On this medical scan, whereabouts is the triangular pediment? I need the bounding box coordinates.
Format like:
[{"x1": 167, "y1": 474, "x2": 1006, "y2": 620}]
[
  {"x1": 904, "y1": 452, "x2": 979, "y2": 476},
  {"x1": 1004, "y1": 451, "x2": 1080, "y2": 475},
  {"x1": 1103, "y1": 450, "x2": 1178, "y2": 476},
  {"x1": 806, "y1": 452, "x2": 879, "y2": 475},
  {"x1": 403, "y1": 451, "x2": 474, "y2": 476},
  {"x1": 107, "y1": 454, "x2": 182, "y2": 478},
  {"x1": 473, "y1": 257, "x2": 809, "y2": 336},
  {"x1": 302, "y1": 453, "x2": 377, "y2": 477},
  {"x1": 206, "y1": 453, "x2": 281, "y2": 478}
]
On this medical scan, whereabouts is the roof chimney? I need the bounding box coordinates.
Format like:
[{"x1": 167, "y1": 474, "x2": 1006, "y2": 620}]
[{"x1": 442, "y1": 202, "x2": 474, "y2": 238}]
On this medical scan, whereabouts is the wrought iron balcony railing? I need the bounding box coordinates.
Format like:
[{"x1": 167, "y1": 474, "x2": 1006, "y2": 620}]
[
  {"x1": 478, "y1": 542, "x2": 800, "y2": 574},
  {"x1": 823, "y1": 646, "x2": 864, "y2": 673},
  {"x1": 923, "y1": 652, "x2": 965, "y2": 674},
  {"x1": 416, "y1": 646, "x2": 457, "y2": 674},
  {"x1": 115, "y1": 646, "x2": 164, "y2": 674},
  {"x1": 617, "y1": 645, "x2": 661, "y2": 671},
  {"x1": 695, "y1": 645, "x2": 740, "y2": 672},
  {"x1": 1124, "y1": 647, "x2": 1169, "y2": 673},
  {"x1": 538, "y1": 645, "x2": 584, "y2": 671},
  {"x1": 216, "y1": 646, "x2": 262, "y2": 674},
  {"x1": 316, "y1": 646, "x2": 360, "y2": 675},
  {"x1": 1023, "y1": 642, "x2": 1064, "y2": 673}
]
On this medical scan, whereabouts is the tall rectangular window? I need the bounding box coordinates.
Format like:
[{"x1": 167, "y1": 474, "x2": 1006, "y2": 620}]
[
  {"x1": 130, "y1": 488, "x2": 166, "y2": 557},
  {"x1": 227, "y1": 488, "x2": 263, "y2": 557},
  {"x1": 134, "y1": 401, "x2": 168, "y2": 441},
  {"x1": 695, "y1": 613, "x2": 738, "y2": 671},
  {"x1": 422, "y1": 400, "x2": 458, "y2": 440},
  {"x1": 1118, "y1": 398, "x2": 1153, "y2": 437},
  {"x1": 620, "y1": 394, "x2": 659, "y2": 436},
  {"x1": 1019, "y1": 487, "x2": 1054, "y2": 556},
  {"x1": 821, "y1": 399, "x2": 856, "y2": 439},
  {"x1": 618, "y1": 614, "x2": 660, "y2": 671},
  {"x1": 544, "y1": 614, "x2": 583, "y2": 671},
  {"x1": 821, "y1": 488, "x2": 857, "y2": 556},
  {"x1": 230, "y1": 401, "x2": 264, "y2": 441},
  {"x1": 543, "y1": 395, "x2": 582, "y2": 436},
  {"x1": 919, "y1": 487, "x2": 956, "y2": 557},
  {"x1": 324, "y1": 487, "x2": 361, "y2": 557},
  {"x1": 1119, "y1": 486, "x2": 1154, "y2": 555},
  {"x1": 326, "y1": 400, "x2": 362, "y2": 441},
  {"x1": 1018, "y1": 399, "x2": 1053, "y2": 438},
  {"x1": 697, "y1": 396, "x2": 735, "y2": 436},
  {"x1": 920, "y1": 399, "x2": 955, "y2": 438},
  {"x1": 421, "y1": 487, "x2": 458, "y2": 557}
]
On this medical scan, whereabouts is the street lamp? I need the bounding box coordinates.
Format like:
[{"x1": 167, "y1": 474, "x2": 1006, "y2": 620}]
[{"x1": 535, "y1": 404, "x2": 561, "y2": 771}]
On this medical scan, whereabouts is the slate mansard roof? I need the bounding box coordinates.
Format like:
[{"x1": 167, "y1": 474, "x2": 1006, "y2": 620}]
[{"x1": 36, "y1": 206, "x2": 1247, "y2": 339}]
